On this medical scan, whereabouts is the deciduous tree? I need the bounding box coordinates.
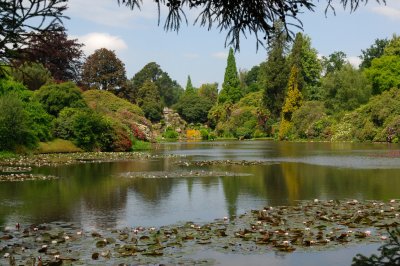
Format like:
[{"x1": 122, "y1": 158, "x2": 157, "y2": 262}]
[
  {"x1": 359, "y1": 38, "x2": 389, "y2": 69},
  {"x1": 82, "y1": 48, "x2": 127, "y2": 91},
  {"x1": 20, "y1": 28, "x2": 84, "y2": 82},
  {"x1": 0, "y1": 0, "x2": 67, "y2": 67}
]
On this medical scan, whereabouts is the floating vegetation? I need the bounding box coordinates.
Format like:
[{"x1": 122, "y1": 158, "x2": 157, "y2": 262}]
[
  {"x1": 176, "y1": 160, "x2": 272, "y2": 167},
  {"x1": 0, "y1": 174, "x2": 58, "y2": 182},
  {"x1": 0, "y1": 200, "x2": 398, "y2": 265},
  {"x1": 0, "y1": 166, "x2": 32, "y2": 173},
  {"x1": 120, "y1": 170, "x2": 252, "y2": 179},
  {"x1": 0, "y1": 152, "x2": 184, "y2": 167}
]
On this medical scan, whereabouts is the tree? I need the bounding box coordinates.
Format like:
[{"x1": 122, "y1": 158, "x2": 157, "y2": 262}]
[
  {"x1": 219, "y1": 47, "x2": 242, "y2": 104},
  {"x1": 175, "y1": 94, "x2": 213, "y2": 124},
  {"x1": 137, "y1": 80, "x2": 163, "y2": 121},
  {"x1": 198, "y1": 83, "x2": 218, "y2": 104},
  {"x1": 279, "y1": 66, "x2": 303, "y2": 140},
  {"x1": 122, "y1": 62, "x2": 182, "y2": 106},
  {"x1": 0, "y1": 0, "x2": 67, "y2": 66},
  {"x1": 0, "y1": 93, "x2": 36, "y2": 151},
  {"x1": 359, "y1": 38, "x2": 389, "y2": 69},
  {"x1": 383, "y1": 34, "x2": 400, "y2": 56},
  {"x1": 11, "y1": 62, "x2": 52, "y2": 90},
  {"x1": 364, "y1": 55, "x2": 400, "y2": 95},
  {"x1": 185, "y1": 75, "x2": 196, "y2": 94},
  {"x1": 321, "y1": 64, "x2": 371, "y2": 112},
  {"x1": 19, "y1": 28, "x2": 84, "y2": 82},
  {"x1": 118, "y1": 0, "x2": 383, "y2": 50},
  {"x1": 321, "y1": 51, "x2": 347, "y2": 75},
  {"x1": 82, "y1": 48, "x2": 127, "y2": 91},
  {"x1": 260, "y1": 25, "x2": 289, "y2": 118}
]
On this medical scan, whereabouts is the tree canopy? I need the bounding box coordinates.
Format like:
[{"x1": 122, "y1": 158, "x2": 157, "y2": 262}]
[
  {"x1": 118, "y1": 0, "x2": 385, "y2": 50},
  {"x1": 81, "y1": 48, "x2": 127, "y2": 91},
  {"x1": 0, "y1": 0, "x2": 67, "y2": 66}
]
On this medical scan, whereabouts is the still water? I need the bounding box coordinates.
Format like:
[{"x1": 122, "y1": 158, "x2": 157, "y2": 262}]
[{"x1": 1, "y1": 140, "x2": 399, "y2": 264}]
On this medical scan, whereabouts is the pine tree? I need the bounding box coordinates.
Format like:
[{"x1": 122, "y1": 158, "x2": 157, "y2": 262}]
[
  {"x1": 219, "y1": 47, "x2": 241, "y2": 104},
  {"x1": 279, "y1": 66, "x2": 303, "y2": 140},
  {"x1": 185, "y1": 75, "x2": 195, "y2": 94},
  {"x1": 288, "y1": 32, "x2": 305, "y2": 92}
]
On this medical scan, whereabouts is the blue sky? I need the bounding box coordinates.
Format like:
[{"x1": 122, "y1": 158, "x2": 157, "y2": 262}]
[{"x1": 64, "y1": 1, "x2": 400, "y2": 89}]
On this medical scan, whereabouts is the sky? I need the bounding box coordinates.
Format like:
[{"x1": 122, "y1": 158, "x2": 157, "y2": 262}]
[{"x1": 63, "y1": 1, "x2": 400, "y2": 89}]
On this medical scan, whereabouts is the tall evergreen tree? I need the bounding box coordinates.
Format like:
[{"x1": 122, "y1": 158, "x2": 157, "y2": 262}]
[
  {"x1": 279, "y1": 66, "x2": 303, "y2": 140},
  {"x1": 219, "y1": 48, "x2": 242, "y2": 104},
  {"x1": 260, "y1": 26, "x2": 289, "y2": 118},
  {"x1": 185, "y1": 75, "x2": 195, "y2": 94},
  {"x1": 288, "y1": 32, "x2": 305, "y2": 91}
]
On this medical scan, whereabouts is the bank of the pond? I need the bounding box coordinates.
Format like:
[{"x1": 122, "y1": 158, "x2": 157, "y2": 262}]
[{"x1": 0, "y1": 200, "x2": 398, "y2": 265}]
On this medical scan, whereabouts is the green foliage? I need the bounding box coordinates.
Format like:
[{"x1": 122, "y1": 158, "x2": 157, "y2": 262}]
[
  {"x1": 11, "y1": 62, "x2": 53, "y2": 90},
  {"x1": 279, "y1": 66, "x2": 303, "y2": 140},
  {"x1": 261, "y1": 25, "x2": 290, "y2": 118},
  {"x1": 300, "y1": 36, "x2": 322, "y2": 100},
  {"x1": 352, "y1": 227, "x2": 400, "y2": 266},
  {"x1": 185, "y1": 75, "x2": 196, "y2": 94},
  {"x1": 383, "y1": 34, "x2": 400, "y2": 56},
  {"x1": 0, "y1": 93, "x2": 37, "y2": 151},
  {"x1": 291, "y1": 101, "x2": 329, "y2": 139},
  {"x1": 359, "y1": 38, "x2": 389, "y2": 69},
  {"x1": 321, "y1": 64, "x2": 371, "y2": 114},
  {"x1": 122, "y1": 62, "x2": 183, "y2": 107},
  {"x1": 321, "y1": 51, "x2": 347, "y2": 75},
  {"x1": 37, "y1": 139, "x2": 82, "y2": 153},
  {"x1": 35, "y1": 82, "x2": 86, "y2": 117},
  {"x1": 83, "y1": 89, "x2": 151, "y2": 149},
  {"x1": 364, "y1": 55, "x2": 400, "y2": 95},
  {"x1": 81, "y1": 48, "x2": 127, "y2": 91},
  {"x1": 24, "y1": 100, "x2": 53, "y2": 141},
  {"x1": 242, "y1": 65, "x2": 260, "y2": 95},
  {"x1": 332, "y1": 88, "x2": 400, "y2": 142},
  {"x1": 219, "y1": 47, "x2": 242, "y2": 104},
  {"x1": 212, "y1": 91, "x2": 270, "y2": 139},
  {"x1": 163, "y1": 126, "x2": 179, "y2": 140},
  {"x1": 54, "y1": 108, "x2": 115, "y2": 151},
  {"x1": 175, "y1": 93, "x2": 213, "y2": 124},
  {"x1": 138, "y1": 80, "x2": 163, "y2": 122},
  {"x1": 132, "y1": 139, "x2": 151, "y2": 150},
  {"x1": 198, "y1": 83, "x2": 218, "y2": 104}
]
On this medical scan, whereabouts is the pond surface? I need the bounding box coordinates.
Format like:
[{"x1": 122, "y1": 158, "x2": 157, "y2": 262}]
[{"x1": 1, "y1": 140, "x2": 400, "y2": 264}]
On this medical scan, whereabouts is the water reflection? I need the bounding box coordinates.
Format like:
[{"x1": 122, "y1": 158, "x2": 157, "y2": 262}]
[{"x1": 0, "y1": 141, "x2": 400, "y2": 229}]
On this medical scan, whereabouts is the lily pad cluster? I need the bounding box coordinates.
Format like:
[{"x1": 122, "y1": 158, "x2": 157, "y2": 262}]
[
  {"x1": 0, "y1": 152, "x2": 184, "y2": 168},
  {"x1": 120, "y1": 170, "x2": 252, "y2": 179},
  {"x1": 0, "y1": 200, "x2": 398, "y2": 265},
  {"x1": 176, "y1": 160, "x2": 270, "y2": 167},
  {"x1": 0, "y1": 174, "x2": 59, "y2": 182}
]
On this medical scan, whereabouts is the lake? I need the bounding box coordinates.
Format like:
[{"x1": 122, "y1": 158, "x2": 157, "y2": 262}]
[{"x1": 1, "y1": 140, "x2": 400, "y2": 264}]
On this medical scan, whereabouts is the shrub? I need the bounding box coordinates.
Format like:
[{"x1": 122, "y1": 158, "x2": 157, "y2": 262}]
[
  {"x1": 54, "y1": 108, "x2": 115, "y2": 151},
  {"x1": 35, "y1": 82, "x2": 86, "y2": 117},
  {"x1": 163, "y1": 127, "x2": 178, "y2": 140},
  {"x1": 0, "y1": 94, "x2": 37, "y2": 151}
]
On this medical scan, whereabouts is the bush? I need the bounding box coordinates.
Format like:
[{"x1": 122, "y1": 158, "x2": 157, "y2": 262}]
[
  {"x1": 0, "y1": 94, "x2": 38, "y2": 151},
  {"x1": 54, "y1": 108, "x2": 115, "y2": 151},
  {"x1": 163, "y1": 127, "x2": 179, "y2": 140},
  {"x1": 175, "y1": 94, "x2": 213, "y2": 123},
  {"x1": 35, "y1": 82, "x2": 86, "y2": 117}
]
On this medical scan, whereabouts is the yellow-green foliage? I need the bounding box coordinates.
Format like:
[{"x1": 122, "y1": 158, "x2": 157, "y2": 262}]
[
  {"x1": 279, "y1": 66, "x2": 303, "y2": 140},
  {"x1": 83, "y1": 89, "x2": 143, "y2": 117},
  {"x1": 211, "y1": 91, "x2": 270, "y2": 139},
  {"x1": 37, "y1": 139, "x2": 82, "y2": 153}
]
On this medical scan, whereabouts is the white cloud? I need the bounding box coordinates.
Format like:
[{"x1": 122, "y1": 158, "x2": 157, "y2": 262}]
[
  {"x1": 66, "y1": 0, "x2": 158, "y2": 27},
  {"x1": 370, "y1": 5, "x2": 400, "y2": 20},
  {"x1": 212, "y1": 52, "x2": 228, "y2": 60},
  {"x1": 77, "y1": 33, "x2": 128, "y2": 55},
  {"x1": 347, "y1": 56, "x2": 362, "y2": 68}
]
